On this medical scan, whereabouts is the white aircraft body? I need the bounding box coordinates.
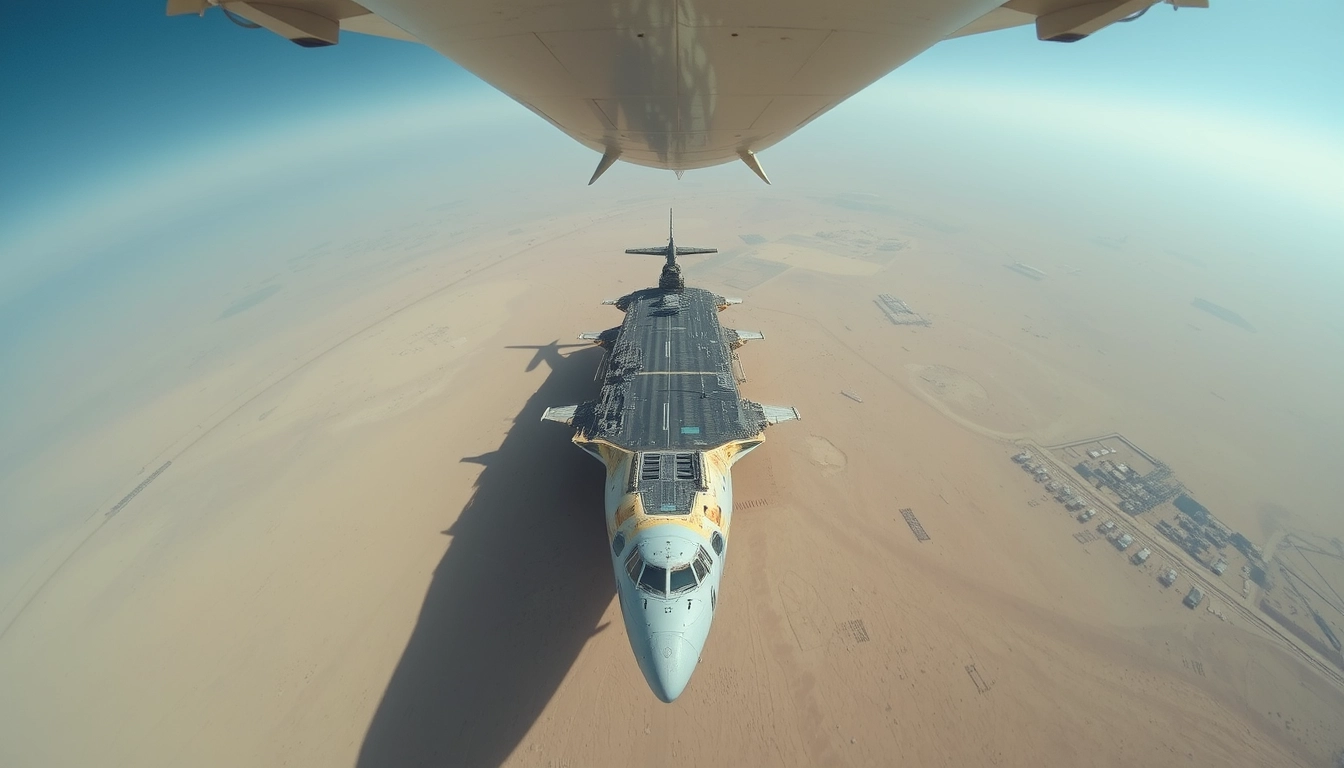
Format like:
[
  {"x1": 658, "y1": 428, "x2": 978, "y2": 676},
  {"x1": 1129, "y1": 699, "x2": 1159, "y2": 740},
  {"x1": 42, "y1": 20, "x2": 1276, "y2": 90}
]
[{"x1": 167, "y1": 0, "x2": 1208, "y2": 182}]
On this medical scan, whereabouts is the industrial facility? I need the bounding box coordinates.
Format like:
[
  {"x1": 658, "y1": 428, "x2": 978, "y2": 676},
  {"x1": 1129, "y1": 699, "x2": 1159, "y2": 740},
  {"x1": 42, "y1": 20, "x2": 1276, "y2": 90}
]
[
  {"x1": 1073, "y1": 457, "x2": 1183, "y2": 515},
  {"x1": 1053, "y1": 435, "x2": 1268, "y2": 585},
  {"x1": 874, "y1": 294, "x2": 930, "y2": 327},
  {"x1": 1012, "y1": 439, "x2": 1344, "y2": 675}
]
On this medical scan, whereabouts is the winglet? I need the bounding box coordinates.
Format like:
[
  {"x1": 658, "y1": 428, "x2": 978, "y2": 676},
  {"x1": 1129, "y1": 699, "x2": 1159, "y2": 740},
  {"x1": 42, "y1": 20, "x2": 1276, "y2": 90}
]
[
  {"x1": 725, "y1": 329, "x2": 763, "y2": 349},
  {"x1": 589, "y1": 147, "x2": 622, "y2": 185},
  {"x1": 738, "y1": 149, "x2": 771, "y2": 185},
  {"x1": 541, "y1": 405, "x2": 580, "y2": 425},
  {"x1": 759, "y1": 405, "x2": 801, "y2": 425}
]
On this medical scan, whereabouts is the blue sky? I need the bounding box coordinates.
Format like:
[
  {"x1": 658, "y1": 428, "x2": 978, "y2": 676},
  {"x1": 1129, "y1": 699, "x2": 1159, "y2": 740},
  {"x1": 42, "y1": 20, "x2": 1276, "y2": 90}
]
[
  {"x1": 0, "y1": 3, "x2": 466, "y2": 226},
  {"x1": 920, "y1": 2, "x2": 1343, "y2": 132}
]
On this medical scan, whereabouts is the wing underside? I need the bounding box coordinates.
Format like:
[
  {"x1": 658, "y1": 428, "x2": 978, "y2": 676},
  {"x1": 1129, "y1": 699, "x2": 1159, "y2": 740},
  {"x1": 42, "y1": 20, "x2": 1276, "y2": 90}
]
[{"x1": 167, "y1": 1, "x2": 1209, "y2": 173}]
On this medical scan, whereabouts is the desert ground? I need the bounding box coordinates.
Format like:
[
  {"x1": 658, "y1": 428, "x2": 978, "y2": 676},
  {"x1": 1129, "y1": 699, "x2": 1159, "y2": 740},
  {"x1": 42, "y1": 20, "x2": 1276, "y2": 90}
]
[{"x1": 1, "y1": 187, "x2": 1342, "y2": 767}]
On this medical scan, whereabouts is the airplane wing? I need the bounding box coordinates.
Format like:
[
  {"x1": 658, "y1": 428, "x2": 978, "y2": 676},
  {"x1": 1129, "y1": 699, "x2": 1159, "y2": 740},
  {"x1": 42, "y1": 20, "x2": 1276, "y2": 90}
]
[
  {"x1": 167, "y1": 1, "x2": 420, "y2": 46},
  {"x1": 541, "y1": 405, "x2": 580, "y2": 425},
  {"x1": 674, "y1": 247, "x2": 718, "y2": 256},
  {"x1": 725, "y1": 329, "x2": 764, "y2": 350},
  {"x1": 167, "y1": 1, "x2": 1208, "y2": 175},
  {"x1": 624, "y1": 248, "x2": 670, "y2": 256},
  {"x1": 948, "y1": 1, "x2": 1209, "y2": 43},
  {"x1": 578, "y1": 328, "x2": 621, "y2": 346},
  {"x1": 756, "y1": 405, "x2": 802, "y2": 426}
]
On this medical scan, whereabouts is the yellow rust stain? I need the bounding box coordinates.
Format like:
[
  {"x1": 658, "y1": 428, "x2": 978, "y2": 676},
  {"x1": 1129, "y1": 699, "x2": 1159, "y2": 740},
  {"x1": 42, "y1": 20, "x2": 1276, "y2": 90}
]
[
  {"x1": 714, "y1": 438, "x2": 764, "y2": 470},
  {"x1": 614, "y1": 499, "x2": 637, "y2": 529},
  {"x1": 630, "y1": 515, "x2": 704, "y2": 538},
  {"x1": 705, "y1": 505, "x2": 723, "y2": 526},
  {"x1": 706, "y1": 449, "x2": 732, "y2": 473},
  {"x1": 584, "y1": 440, "x2": 630, "y2": 465}
]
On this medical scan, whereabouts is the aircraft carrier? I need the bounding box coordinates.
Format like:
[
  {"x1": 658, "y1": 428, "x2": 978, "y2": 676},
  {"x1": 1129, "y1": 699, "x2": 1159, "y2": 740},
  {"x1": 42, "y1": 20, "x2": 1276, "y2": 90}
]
[{"x1": 544, "y1": 213, "x2": 798, "y2": 701}]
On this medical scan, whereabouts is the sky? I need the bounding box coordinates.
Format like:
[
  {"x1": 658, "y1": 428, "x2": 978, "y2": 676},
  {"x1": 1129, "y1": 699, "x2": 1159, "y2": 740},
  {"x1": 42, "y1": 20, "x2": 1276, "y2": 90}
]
[{"x1": 1, "y1": 2, "x2": 1342, "y2": 566}]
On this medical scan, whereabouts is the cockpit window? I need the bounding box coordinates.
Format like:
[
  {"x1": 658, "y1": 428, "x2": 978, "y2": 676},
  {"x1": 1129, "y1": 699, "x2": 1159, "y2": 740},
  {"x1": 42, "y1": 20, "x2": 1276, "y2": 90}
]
[
  {"x1": 696, "y1": 546, "x2": 714, "y2": 574},
  {"x1": 692, "y1": 559, "x2": 708, "y2": 581},
  {"x1": 627, "y1": 545, "x2": 715, "y2": 597},
  {"x1": 625, "y1": 550, "x2": 642, "y2": 581},
  {"x1": 638, "y1": 564, "x2": 667, "y2": 596},
  {"x1": 669, "y1": 565, "x2": 697, "y2": 594}
]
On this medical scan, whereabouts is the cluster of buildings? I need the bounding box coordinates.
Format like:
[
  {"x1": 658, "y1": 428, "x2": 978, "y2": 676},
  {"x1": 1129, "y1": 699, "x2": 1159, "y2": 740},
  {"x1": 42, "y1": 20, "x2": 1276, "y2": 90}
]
[
  {"x1": 1014, "y1": 452, "x2": 1051, "y2": 483},
  {"x1": 1152, "y1": 495, "x2": 1271, "y2": 589},
  {"x1": 1074, "y1": 457, "x2": 1184, "y2": 515},
  {"x1": 1016, "y1": 452, "x2": 1092, "y2": 514},
  {"x1": 1111, "y1": 529, "x2": 1206, "y2": 609},
  {"x1": 1013, "y1": 450, "x2": 1206, "y2": 610},
  {"x1": 1156, "y1": 516, "x2": 1230, "y2": 574},
  {"x1": 874, "y1": 293, "x2": 930, "y2": 327}
]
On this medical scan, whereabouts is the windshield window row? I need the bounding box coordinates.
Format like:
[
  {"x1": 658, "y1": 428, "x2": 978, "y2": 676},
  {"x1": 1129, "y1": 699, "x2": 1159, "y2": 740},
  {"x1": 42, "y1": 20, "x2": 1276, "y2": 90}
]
[{"x1": 625, "y1": 545, "x2": 715, "y2": 597}]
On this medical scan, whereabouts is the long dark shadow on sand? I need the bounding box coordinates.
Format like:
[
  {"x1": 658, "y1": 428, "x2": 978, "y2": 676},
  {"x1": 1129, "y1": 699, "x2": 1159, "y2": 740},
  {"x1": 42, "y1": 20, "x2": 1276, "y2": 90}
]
[{"x1": 357, "y1": 346, "x2": 613, "y2": 768}]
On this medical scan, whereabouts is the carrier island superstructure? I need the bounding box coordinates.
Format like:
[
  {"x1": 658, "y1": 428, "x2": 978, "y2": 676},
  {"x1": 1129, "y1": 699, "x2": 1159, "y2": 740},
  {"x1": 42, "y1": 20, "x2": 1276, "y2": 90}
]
[{"x1": 543, "y1": 214, "x2": 799, "y2": 702}]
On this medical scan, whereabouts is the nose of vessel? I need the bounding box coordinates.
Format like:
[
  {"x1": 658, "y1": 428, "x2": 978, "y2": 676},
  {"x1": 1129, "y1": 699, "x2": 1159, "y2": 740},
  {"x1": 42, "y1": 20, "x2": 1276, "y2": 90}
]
[{"x1": 643, "y1": 632, "x2": 699, "y2": 703}]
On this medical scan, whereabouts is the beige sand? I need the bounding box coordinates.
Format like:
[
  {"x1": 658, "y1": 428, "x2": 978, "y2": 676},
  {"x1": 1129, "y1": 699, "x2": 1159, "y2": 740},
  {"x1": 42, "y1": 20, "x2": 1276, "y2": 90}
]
[
  {"x1": 750, "y1": 243, "x2": 885, "y2": 276},
  {"x1": 1, "y1": 190, "x2": 1341, "y2": 767}
]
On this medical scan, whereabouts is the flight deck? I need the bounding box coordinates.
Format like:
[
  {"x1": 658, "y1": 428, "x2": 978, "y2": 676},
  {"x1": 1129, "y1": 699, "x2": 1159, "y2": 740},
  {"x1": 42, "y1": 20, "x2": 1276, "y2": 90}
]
[{"x1": 575, "y1": 286, "x2": 767, "y2": 453}]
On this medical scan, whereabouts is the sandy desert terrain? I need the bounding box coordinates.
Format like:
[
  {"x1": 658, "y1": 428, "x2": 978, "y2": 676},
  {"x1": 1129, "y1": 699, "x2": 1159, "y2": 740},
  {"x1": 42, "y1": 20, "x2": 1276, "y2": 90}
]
[{"x1": 1, "y1": 188, "x2": 1342, "y2": 767}]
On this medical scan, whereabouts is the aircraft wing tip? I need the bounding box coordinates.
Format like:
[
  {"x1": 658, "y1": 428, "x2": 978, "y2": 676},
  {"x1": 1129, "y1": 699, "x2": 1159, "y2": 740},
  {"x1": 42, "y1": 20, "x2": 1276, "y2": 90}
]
[
  {"x1": 541, "y1": 405, "x2": 580, "y2": 425},
  {"x1": 756, "y1": 404, "x2": 801, "y2": 425},
  {"x1": 589, "y1": 147, "x2": 622, "y2": 185},
  {"x1": 738, "y1": 149, "x2": 771, "y2": 184}
]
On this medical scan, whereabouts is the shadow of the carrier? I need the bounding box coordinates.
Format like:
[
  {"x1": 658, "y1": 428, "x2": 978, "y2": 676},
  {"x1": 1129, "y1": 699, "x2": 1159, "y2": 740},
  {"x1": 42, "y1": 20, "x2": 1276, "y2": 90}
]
[{"x1": 356, "y1": 345, "x2": 612, "y2": 768}]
